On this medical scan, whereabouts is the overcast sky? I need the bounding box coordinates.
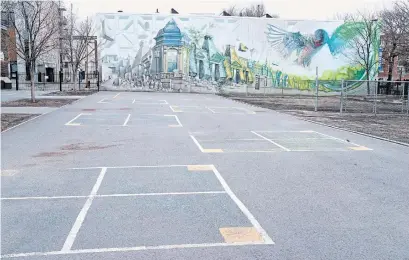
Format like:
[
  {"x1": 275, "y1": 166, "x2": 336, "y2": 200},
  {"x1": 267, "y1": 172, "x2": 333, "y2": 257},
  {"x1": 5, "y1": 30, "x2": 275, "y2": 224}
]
[{"x1": 67, "y1": 0, "x2": 393, "y2": 20}]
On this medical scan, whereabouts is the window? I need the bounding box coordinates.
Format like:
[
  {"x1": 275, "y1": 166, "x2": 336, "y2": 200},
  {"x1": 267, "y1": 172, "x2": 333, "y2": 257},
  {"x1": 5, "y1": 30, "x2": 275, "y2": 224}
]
[{"x1": 167, "y1": 50, "x2": 177, "y2": 73}]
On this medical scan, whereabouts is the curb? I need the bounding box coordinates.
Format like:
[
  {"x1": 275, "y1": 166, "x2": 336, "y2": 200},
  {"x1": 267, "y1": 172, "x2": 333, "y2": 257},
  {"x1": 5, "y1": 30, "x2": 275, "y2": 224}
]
[
  {"x1": 219, "y1": 94, "x2": 409, "y2": 147},
  {"x1": 1, "y1": 96, "x2": 88, "y2": 133}
]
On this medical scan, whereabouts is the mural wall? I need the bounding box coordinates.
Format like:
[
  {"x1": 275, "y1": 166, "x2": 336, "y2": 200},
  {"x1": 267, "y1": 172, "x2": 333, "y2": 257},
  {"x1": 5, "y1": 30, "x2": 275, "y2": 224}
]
[{"x1": 95, "y1": 13, "x2": 379, "y2": 93}]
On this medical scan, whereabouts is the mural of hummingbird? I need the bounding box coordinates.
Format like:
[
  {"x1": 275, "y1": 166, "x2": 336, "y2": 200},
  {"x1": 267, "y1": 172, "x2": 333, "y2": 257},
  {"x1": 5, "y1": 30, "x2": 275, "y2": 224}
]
[{"x1": 265, "y1": 23, "x2": 364, "y2": 67}]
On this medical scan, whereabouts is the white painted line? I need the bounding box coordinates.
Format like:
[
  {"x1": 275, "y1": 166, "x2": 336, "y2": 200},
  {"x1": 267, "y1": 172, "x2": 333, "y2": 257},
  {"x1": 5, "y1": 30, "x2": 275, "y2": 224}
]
[
  {"x1": 71, "y1": 165, "x2": 194, "y2": 170},
  {"x1": 97, "y1": 98, "x2": 108, "y2": 104},
  {"x1": 210, "y1": 165, "x2": 274, "y2": 244},
  {"x1": 132, "y1": 98, "x2": 135, "y2": 104},
  {"x1": 113, "y1": 93, "x2": 120, "y2": 98},
  {"x1": 123, "y1": 114, "x2": 131, "y2": 126},
  {"x1": 169, "y1": 106, "x2": 179, "y2": 112},
  {"x1": 252, "y1": 130, "x2": 314, "y2": 133},
  {"x1": 164, "y1": 114, "x2": 183, "y2": 127},
  {"x1": 161, "y1": 100, "x2": 169, "y2": 104},
  {"x1": 190, "y1": 135, "x2": 205, "y2": 152},
  {"x1": 61, "y1": 167, "x2": 107, "y2": 252},
  {"x1": 97, "y1": 191, "x2": 226, "y2": 197},
  {"x1": 234, "y1": 107, "x2": 256, "y2": 114},
  {"x1": 206, "y1": 106, "x2": 217, "y2": 113},
  {"x1": 65, "y1": 113, "x2": 90, "y2": 126},
  {"x1": 311, "y1": 131, "x2": 363, "y2": 147},
  {"x1": 197, "y1": 138, "x2": 263, "y2": 142},
  {"x1": 1, "y1": 195, "x2": 88, "y2": 200},
  {"x1": 1, "y1": 191, "x2": 226, "y2": 201},
  {"x1": 251, "y1": 131, "x2": 291, "y2": 151},
  {"x1": 1, "y1": 241, "x2": 272, "y2": 258}
]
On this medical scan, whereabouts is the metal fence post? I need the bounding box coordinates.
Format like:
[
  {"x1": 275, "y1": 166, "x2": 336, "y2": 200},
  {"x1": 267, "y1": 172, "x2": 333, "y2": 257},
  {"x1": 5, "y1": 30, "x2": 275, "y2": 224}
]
[
  {"x1": 340, "y1": 79, "x2": 344, "y2": 115},
  {"x1": 97, "y1": 71, "x2": 100, "y2": 91},
  {"x1": 15, "y1": 74, "x2": 19, "y2": 91},
  {"x1": 374, "y1": 81, "x2": 378, "y2": 116},
  {"x1": 315, "y1": 67, "x2": 318, "y2": 112},
  {"x1": 402, "y1": 83, "x2": 405, "y2": 113},
  {"x1": 59, "y1": 71, "x2": 63, "y2": 91}
]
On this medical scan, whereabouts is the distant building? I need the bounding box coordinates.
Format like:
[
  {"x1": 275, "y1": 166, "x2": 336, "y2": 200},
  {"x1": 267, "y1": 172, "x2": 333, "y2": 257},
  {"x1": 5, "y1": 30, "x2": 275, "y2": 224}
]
[{"x1": 1, "y1": 11, "x2": 17, "y2": 79}]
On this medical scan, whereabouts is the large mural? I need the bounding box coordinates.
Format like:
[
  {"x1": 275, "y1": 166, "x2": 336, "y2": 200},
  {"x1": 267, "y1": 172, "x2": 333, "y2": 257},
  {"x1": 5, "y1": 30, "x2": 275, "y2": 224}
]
[{"x1": 95, "y1": 14, "x2": 379, "y2": 93}]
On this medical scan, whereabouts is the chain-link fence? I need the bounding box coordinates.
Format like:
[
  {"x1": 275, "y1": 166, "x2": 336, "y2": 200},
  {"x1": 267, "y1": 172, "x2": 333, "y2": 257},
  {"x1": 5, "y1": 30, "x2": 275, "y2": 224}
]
[
  {"x1": 342, "y1": 80, "x2": 408, "y2": 115},
  {"x1": 12, "y1": 71, "x2": 100, "y2": 91},
  {"x1": 219, "y1": 79, "x2": 409, "y2": 116}
]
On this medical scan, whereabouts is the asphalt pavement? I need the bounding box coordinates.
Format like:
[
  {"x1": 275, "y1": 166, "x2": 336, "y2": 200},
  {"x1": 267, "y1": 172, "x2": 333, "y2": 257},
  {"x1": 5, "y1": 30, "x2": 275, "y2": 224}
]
[{"x1": 1, "y1": 91, "x2": 408, "y2": 259}]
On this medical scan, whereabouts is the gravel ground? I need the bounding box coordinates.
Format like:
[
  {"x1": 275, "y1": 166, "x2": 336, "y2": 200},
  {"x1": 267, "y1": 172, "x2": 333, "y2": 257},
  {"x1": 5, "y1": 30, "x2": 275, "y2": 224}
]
[
  {"x1": 1, "y1": 113, "x2": 40, "y2": 131},
  {"x1": 42, "y1": 90, "x2": 98, "y2": 96},
  {"x1": 221, "y1": 94, "x2": 409, "y2": 144},
  {"x1": 2, "y1": 98, "x2": 78, "y2": 107}
]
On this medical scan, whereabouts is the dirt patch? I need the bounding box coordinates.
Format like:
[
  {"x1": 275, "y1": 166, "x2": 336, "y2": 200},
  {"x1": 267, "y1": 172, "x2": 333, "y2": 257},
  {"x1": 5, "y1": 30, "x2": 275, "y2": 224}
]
[
  {"x1": 60, "y1": 143, "x2": 117, "y2": 151},
  {"x1": 222, "y1": 94, "x2": 409, "y2": 144},
  {"x1": 223, "y1": 94, "x2": 408, "y2": 114},
  {"x1": 2, "y1": 98, "x2": 78, "y2": 107},
  {"x1": 33, "y1": 151, "x2": 69, "y2": 158},
  {"x1": 43, "y1": 90, "x2": 97, "y2": 96},
  {"x1": 1, "y1": 113, "x2": 40, "y2": 131},
  {"x1": 32, "y1": 142, "x2": 119, "y2": 159},
  {"x1": 287, "y1": 111, "x2": 409, "y2": 144}
]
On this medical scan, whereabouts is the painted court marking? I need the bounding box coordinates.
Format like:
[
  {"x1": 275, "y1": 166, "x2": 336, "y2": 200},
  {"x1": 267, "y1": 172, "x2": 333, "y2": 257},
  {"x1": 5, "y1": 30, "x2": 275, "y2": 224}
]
[
  {"x1": 61, "y1": 167, "x2": 107, "y2": 251},
  {"x1": 113, "y1": 93, "x2": 121, "y2": 99},
  {"x1": 251, "y1": 131, "x2": 291, "y2": 151},
  {"x1": 123, "y1": 114, "x2": 131, "y2": 126},
  {"x1": 189, "y1": 130, "x2": 371, "y2": 153},
  {"x1": 65, "y1": 113, "x2": 91, "y2": 126},
  {"x1": 132, "y1": 99, "x2": 168, "y2": 105},
  {"x1": 2, "y1": 165, "x2": 274, "y2": 258},
  {"x1": 65, "y1": 113, "x2": 181, "y2": 128},
  {"x1": 190, "y1": 135, "x2": 224, "y2": 153},
  {"x1": 1, "y1": 191, "x2": 227, "y2": 201},
  {"x1": 165, "y1": 114, "x2": 183, "y2": 127},
  {"x1": 206, "y1": 106, "x2": 256, "y2": 114}
]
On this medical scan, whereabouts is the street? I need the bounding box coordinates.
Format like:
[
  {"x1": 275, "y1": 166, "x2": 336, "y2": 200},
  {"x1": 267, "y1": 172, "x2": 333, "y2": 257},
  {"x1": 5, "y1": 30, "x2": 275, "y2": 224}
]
[{"x1": 1, "y1": 92, "x2": 408, "y2": 259}]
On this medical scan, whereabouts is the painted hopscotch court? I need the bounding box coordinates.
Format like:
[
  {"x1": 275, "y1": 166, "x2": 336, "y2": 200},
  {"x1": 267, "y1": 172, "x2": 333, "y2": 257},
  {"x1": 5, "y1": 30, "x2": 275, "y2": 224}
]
[
  {"x1": 1, "y1": 165, "x2": 273, "y2": 258},
  {"x1": 170, "y1": 105, "x2": 256, "y2": 114},
  {"x1": 190, "y1": 130, "x2": 372, "y2": 153},
  {"x1": 65, "y1": 112, "x2": 183, "y2": 128}
]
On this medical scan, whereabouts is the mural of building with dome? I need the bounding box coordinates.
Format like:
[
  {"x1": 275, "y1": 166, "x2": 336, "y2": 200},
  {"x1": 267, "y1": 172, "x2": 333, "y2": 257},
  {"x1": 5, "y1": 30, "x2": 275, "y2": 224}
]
[{"x1": 96, "y1": 13, "x2": 378, "y2": 93}]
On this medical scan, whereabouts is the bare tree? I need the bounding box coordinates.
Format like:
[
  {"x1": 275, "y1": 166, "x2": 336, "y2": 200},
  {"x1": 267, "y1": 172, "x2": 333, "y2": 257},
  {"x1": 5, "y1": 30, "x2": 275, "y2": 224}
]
[
  {"x1": 63, "y1": 5, "x2": 97, "y2": 90},
  {"x1": 223, "y1": 3, "x2": 278, "y2": 18},
  {"x1": 380, "y1": 0, "x2": 409, "y2": 86},
  {"x1": 1, "y1": 1, "x2": 59, "y2": 102},
  {"x1": 344, "y1": 11, "x2": 381, "y2": 94}
]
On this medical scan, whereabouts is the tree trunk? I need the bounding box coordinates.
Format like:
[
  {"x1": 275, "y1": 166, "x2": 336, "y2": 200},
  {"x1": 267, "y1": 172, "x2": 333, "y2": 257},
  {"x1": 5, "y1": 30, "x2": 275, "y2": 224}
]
[
  {"x1": 386, "y1": 56, "x2": 394, "y2": 95},
  {"x1": 71, "y1": 67, "x2": 77, "y2": 91},
  {"x1": 366, "y1": 68, "x2": 370, "y2": 95},
  {"x1": 30, "y1": 68, "x2": 36, "y2": 102}
]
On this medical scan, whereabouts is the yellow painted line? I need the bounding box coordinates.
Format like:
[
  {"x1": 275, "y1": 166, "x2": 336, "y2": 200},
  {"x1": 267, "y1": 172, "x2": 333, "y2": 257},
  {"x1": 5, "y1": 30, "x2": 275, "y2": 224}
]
[
  {"x1": 170, "y1": 106, "x2": 183, "y2": 112},
  {"x1": 187, "y1": 165, "x2": 213, "y2": 171},
  {"x1": 349, "y1": 146, "x2": 372, "y2": 151},
  {"x1": 0, "y1": 170, "x2": 18, "y2": 176},
  {"x1": 168, "y1": 125, "x2": 183, "y2": 127},
  {"x1": 219, "y1": 227, "x2": 263, "y2": 243},
  {"x1": 203, "y1": 149, "x2": 224, "y2": 153}
]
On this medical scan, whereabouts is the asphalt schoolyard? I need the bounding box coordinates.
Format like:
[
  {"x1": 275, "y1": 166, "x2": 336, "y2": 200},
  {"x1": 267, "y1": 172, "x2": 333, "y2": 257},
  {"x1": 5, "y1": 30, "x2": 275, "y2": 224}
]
[{"x1": 1, "y1": 91, "x2": 408, "y2": 259}]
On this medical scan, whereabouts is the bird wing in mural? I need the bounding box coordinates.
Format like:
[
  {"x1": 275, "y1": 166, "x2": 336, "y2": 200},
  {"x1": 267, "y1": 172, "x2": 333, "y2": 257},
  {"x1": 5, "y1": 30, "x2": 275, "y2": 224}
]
[
  {"x1": 327, "y1": 22, "x2": 365, "y2": 56},
  {"x1": 265, "y1": 24, "x2": 308, "y2": 58}
]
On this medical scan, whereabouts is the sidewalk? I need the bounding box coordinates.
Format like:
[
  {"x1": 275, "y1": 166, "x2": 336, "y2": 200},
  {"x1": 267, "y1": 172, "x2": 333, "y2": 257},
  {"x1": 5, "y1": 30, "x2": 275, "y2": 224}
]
[{"x1": 1, "y1": 107, "x2": 57, "y2": 114}]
